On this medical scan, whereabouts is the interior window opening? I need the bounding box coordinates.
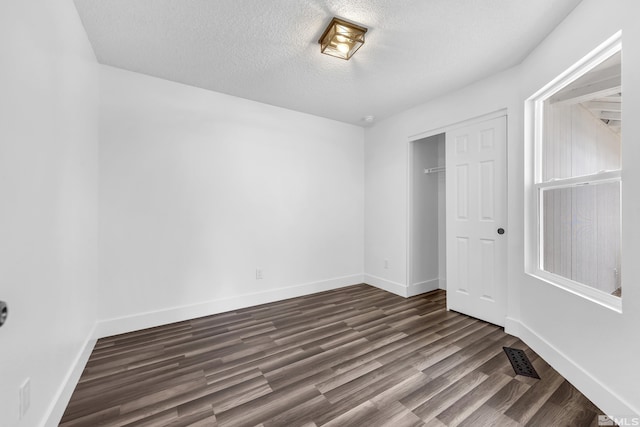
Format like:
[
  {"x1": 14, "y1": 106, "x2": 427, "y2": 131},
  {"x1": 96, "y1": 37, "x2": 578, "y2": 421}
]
[{"x1": 528, "y1": 34, "x2": 622, "y2": 310}]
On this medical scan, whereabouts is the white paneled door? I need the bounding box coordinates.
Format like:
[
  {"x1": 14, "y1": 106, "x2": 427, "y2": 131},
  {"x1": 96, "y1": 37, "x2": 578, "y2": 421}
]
[{"x1": 446, "y1": 116, "x2": 507, "y2": 326}]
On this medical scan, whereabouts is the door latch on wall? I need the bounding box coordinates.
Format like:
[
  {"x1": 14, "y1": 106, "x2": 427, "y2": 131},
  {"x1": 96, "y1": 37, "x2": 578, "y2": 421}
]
[{"x1": 0, "y1": 301, "x2": 8, "y2": 327}]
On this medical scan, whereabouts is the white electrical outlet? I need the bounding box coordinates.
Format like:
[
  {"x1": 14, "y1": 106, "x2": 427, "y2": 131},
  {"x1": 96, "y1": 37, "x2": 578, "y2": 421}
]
[
  {"x1": 256, "y1": 268, "x2": 263, "y2": 280},
  {"x1": 19, "y1": 378, "x2": 30, "y2": 419},
  {"x1": 384, "y1": 259, "x2": 389, "y2": 269}
]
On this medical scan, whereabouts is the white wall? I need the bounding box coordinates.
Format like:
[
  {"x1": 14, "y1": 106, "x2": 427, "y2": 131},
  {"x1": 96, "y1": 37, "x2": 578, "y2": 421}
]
[
  {"x1": 410, "y1": 134, "x2": 442, "y2": 295},
  {"x1": 97, "y1": 66, "x2": 365, "y2": 336},
  {"x1": 364, "y1": 67, "x2": 521, "y2": 298},
  {"x1": 0, "y1": 1, "x2": 99, "y2": 426},
  {"x1": 364, "y1": 0, "x2": 639, "y2": 417},
  {"x1": 518, "y1": 0, "x2": 639, "y2": 417}
]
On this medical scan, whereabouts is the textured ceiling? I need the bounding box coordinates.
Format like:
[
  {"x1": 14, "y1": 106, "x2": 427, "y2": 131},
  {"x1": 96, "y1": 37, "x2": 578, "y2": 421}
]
[{"x1": 73, "y1": 0, "x2": 582, "y2": 126}]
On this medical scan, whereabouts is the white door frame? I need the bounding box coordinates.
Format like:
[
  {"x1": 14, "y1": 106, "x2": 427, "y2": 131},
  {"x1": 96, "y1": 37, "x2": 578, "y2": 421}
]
[{"x1": 406, "y1": 109, "x2": 508, "y2": 299}]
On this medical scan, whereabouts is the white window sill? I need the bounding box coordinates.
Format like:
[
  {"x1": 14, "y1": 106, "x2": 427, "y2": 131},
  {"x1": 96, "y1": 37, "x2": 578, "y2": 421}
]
[{"x1": 528, "y1": 269, "x2": 622, "y2": 313}]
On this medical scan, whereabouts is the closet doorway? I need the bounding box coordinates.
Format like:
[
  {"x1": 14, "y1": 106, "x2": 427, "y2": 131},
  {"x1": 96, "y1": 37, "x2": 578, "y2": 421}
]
[
  {"x1": 408, "y1": 133, "x2": 447, "y2": 296},
  {"x1": 409, "y1": 114, "x2": 508, "y2": 326}
]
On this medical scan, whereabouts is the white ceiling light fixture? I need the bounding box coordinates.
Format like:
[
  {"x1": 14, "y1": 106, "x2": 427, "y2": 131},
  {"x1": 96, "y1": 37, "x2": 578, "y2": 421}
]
[{"x1": 318, "y1": 17, "x2": 367, "y2": 60}]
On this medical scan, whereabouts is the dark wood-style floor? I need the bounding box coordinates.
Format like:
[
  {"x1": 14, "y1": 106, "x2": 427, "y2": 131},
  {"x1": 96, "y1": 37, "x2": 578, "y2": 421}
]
[{"x1": 60, "y1": 285, "x2": 603, "y2": 426}]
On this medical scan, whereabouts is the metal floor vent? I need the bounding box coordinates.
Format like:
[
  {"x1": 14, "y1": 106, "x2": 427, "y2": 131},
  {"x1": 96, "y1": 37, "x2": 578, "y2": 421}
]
[{"x1": 503, "y1": 347, "x2": 540, "y2": 379}]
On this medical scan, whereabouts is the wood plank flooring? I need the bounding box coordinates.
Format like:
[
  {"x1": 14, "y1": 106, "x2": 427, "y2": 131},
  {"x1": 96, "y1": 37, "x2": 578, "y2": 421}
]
[{"x1": 60, "y1": 285, "x2": 603, "y2": 426}]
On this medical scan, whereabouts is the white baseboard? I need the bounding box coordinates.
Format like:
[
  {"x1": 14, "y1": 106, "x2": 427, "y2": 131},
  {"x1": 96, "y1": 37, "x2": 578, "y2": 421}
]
[
  {"x1": 42, "y1": 326, "x2": 97, "y2": 427},
  {"x1": 504, "y1": 316, "x2": 520, "y2": 337},
  {"x1": 408, "y1": 278, "x2": 440, "y2": 297},
  {"x1": 363, "y1": 274, "x2": 407, "y2": 297},
  {"x1": 438, "y1": 278, "x2": 447, "y2": 290},
  {"x1": 512, "y1": 319, "x2": 639, "y2": 418},
  {"x1": 94, "y1": 274, "x2": 364, "y2": 339}
]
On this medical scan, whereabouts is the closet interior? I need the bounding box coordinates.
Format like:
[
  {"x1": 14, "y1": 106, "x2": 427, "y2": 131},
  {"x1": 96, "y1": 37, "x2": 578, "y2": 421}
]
[{"x1": 411, "y1": 133, "x2": 446, "y2": 293}]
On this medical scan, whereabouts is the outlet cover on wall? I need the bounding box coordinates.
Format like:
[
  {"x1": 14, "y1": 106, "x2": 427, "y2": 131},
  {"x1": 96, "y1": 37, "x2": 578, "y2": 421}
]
[
  {"x1": 256, "y1": 268, "x2": 263, "y2": 280},
  {"x1": 384, "y1": 259, "x2": 389, "y2": 269},
  {"x1": 19, "y1": 378, "x2": 30, "y2": 419}
]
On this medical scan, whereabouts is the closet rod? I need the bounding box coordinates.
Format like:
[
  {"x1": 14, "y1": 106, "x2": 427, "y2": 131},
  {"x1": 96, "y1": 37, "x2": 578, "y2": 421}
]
[{"x1": 424, "y1": 166, "x2": 445, "y2": 174}]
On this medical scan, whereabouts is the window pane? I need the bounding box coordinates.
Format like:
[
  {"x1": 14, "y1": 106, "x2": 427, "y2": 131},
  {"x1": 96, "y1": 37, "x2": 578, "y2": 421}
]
[
  {"x1": 541, "y1": 181, "x2": 621, "y2": 296},
  {"x1": 541, "y1": 52, "x2": 621, "y2": 182}
]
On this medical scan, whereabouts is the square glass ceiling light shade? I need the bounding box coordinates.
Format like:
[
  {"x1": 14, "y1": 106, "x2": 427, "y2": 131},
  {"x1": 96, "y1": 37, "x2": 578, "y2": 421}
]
[{"x1": 318, "y1": 17, "x2": 367, "y2": 60}]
